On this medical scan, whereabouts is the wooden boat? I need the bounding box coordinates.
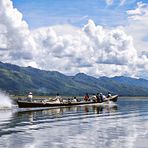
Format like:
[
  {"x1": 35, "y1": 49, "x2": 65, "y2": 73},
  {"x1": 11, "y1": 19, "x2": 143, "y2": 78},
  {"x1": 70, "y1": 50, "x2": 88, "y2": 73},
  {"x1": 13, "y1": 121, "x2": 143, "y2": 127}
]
[{"x1": 17, "y1": 95, "x2": 118, "y2": 108}]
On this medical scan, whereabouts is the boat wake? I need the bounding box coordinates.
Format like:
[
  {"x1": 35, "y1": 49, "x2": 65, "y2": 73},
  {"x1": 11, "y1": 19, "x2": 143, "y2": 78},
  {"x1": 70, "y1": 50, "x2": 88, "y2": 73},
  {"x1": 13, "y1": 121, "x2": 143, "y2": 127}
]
[
  {"x1": 107, "y1": 101, "x2": 117, "y2": 107},
  {"x1": 0, "y1": 91, "x2": 12, "y2": 110}
]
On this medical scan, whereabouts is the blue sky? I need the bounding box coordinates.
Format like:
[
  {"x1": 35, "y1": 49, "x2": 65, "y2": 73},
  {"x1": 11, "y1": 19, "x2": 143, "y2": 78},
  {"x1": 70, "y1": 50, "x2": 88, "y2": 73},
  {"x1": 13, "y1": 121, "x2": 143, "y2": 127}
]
[{"x1": 12, "y1": 0, "x2": 146, "y2": 29}]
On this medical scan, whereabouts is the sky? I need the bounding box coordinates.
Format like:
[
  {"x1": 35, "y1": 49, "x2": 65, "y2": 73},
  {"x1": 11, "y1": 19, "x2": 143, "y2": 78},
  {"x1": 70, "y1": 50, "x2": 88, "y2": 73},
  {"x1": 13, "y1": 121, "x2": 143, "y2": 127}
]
[
  {"x1": 11, "y1": 0, "x2": 147, "y2": 28},
  {"x1": 0, "y1": 0, "x2": 148, "y2": 78}
]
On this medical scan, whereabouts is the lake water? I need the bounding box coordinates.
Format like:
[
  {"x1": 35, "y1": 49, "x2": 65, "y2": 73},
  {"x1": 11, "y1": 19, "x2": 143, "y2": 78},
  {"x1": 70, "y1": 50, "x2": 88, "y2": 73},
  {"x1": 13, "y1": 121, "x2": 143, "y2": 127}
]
[{"x1": 0, "y1": 98, "x2": 148, "y2": 148}]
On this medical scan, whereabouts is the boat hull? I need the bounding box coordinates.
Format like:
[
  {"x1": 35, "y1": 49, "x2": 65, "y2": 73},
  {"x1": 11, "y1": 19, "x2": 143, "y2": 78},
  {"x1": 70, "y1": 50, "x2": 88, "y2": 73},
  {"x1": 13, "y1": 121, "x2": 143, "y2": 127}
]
[{"x1": 17, "y1": 95, "x2": 118, "y2": 108}]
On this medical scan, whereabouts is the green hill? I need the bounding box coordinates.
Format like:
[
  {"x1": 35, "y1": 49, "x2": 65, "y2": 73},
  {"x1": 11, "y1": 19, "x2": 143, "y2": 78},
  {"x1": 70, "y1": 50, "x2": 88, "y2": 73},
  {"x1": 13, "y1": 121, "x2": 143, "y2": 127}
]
[{"x1": 0, "y1": 61, "x2": 148, "y2": 96}]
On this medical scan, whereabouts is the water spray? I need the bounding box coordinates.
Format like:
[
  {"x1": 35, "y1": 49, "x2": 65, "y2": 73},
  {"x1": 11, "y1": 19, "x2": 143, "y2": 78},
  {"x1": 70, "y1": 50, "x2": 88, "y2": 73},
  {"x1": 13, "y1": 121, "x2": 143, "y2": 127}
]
[{"x1": 0, "y1": 90, "x2": 12, "y2": 109}]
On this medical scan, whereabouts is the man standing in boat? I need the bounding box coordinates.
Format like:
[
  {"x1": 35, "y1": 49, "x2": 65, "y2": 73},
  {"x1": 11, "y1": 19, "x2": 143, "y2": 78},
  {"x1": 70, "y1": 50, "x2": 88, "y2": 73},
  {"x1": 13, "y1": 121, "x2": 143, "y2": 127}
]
[{"x1": 27, "y1": 92, "x2": 33, "y2": 102}]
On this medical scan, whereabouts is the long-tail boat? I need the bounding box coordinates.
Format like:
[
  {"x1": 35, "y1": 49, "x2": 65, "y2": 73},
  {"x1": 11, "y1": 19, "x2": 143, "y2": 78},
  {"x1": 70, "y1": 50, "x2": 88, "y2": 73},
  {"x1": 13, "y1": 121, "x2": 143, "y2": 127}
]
[{"x1": 17, "y1": 95, "x2": 118, "y2": 108}]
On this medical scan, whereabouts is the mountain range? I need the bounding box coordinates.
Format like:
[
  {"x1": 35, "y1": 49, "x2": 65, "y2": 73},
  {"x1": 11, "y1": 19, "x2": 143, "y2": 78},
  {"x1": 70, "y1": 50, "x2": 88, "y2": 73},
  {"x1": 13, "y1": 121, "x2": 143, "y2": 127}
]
[{"x1": 0, "y1": 61, "x2": 148, "y2": 96}]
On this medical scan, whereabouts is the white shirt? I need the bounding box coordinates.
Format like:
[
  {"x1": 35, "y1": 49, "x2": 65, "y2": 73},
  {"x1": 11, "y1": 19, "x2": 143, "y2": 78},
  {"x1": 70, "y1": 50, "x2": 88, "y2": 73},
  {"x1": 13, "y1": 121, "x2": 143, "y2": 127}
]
[{"x1": 28, "y1": 94, "x2": 33, "y2": 99}]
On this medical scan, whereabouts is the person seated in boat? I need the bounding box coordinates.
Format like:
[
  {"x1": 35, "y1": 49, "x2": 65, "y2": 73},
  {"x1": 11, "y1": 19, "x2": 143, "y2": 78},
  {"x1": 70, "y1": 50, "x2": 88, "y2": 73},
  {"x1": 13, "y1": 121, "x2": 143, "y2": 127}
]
[
  {"x1": 96, "y1": 93, "x2": 101, "y2": 103},
  {"x1": 91, "y1": 94, "x2": 97, "y2": 102},
  {"x1": 73, "y1": 96, "x2": 78, "y2": 102},
  {"x1": 55, "y1": 93, "x2": 63, "y2": 103},
  {"x1": 99, "y1": 93, "x2": 106, "y2": 102},
  {"x1": 107, "y1": 92, "x2": 112, "y2": 98},
  {"x1": 68, "y1": 98, "x2": 71, "y2": 103},
  {"x1": 27, "y1": 92, "x2": 33, "y2": 102},
  {"x1": 84, "y1": 93, "x2": 90, "y2": 101}
]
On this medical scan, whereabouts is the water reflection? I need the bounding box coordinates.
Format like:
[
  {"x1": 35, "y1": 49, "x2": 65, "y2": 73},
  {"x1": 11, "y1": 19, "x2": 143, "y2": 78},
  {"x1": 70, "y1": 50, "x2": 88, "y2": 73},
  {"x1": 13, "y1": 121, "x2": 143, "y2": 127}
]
[
  {"x1": 15, "y1": 105, "x2": 118, "y2": 122},
  {"x1": 0, "y1": 105, "x2": 118, "y2": 136},
  {"x1": 0, "y1": 105, "x2": 118, "y2": 148},
  {"x1": 0, "y1": 98, "x2": 147, "y2": 148}
]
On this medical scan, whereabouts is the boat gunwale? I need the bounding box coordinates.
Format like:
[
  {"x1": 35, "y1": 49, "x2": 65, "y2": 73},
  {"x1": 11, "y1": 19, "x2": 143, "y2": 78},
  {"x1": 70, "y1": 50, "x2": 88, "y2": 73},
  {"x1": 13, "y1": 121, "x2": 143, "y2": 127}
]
[{"x1": 17, "y1": 95, "x2": 118, "y2": 108}]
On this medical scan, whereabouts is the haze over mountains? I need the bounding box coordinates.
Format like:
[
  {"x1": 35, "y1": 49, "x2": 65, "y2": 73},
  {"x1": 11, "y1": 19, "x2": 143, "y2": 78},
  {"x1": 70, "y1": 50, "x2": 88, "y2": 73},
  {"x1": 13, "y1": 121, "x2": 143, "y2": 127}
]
[{"x1": 0, "y1": 61, "x2": 148, "y2": 96}]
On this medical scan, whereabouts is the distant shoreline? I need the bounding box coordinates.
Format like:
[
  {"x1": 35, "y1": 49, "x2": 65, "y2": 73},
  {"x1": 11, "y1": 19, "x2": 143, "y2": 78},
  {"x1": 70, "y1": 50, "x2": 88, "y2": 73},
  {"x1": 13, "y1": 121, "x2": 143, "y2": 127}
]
[{"x1": 119, "y1": 96, "x2": 148, "y2": 98}]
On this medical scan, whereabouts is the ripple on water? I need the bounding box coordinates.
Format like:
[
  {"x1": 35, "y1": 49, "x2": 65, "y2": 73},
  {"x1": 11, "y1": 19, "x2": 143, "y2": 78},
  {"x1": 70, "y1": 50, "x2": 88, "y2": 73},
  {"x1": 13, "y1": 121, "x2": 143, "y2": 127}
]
[{"x1": 0, "y1": 98, "x2": 148, "y2": 148}]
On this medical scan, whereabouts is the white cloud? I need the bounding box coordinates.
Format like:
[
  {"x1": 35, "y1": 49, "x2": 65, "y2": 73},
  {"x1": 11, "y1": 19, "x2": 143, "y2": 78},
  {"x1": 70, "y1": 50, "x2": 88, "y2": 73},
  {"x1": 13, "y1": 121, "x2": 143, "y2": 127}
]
[
  {"x1": 0, "y1": 0, "x2": 148, "y2": 78},
  {"x1": 31, "y1": 19, "x2": 138, "y2": 77},
  {"x1": 120, "y1": 0, "x2": 126, "y2": 6},
  {"x1": 124, "y1": 2, "x2": 148, "y2": 78},
  {"x1": 105, "y1": 0, "x2": 113, "y2": 5},
  {"x1": 0, "y1": 0, "x2": 37, "y2": 66},
  {"x1": 105, "y1": 0, "x2": 126, "y2": 6},
  {"x1": 127, "y1": 2, "x2": 148, "y2": 20},
  {"x1": 126, "y1": 2, "x2": 148, "y2": 53}
]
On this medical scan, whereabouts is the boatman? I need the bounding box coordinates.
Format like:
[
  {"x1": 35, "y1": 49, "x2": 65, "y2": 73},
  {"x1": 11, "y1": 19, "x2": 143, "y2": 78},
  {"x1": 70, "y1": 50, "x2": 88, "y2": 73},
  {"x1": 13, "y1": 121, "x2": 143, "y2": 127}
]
[{"x1": 27, "y1": 92, "x2": 33, "y2": 102}]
